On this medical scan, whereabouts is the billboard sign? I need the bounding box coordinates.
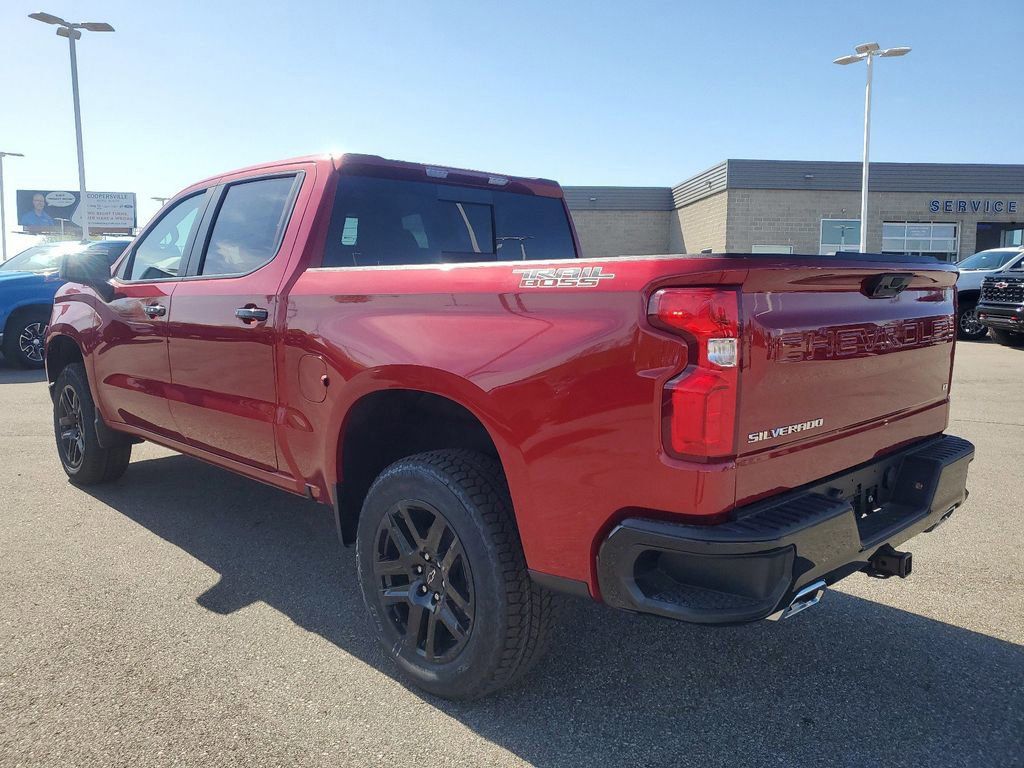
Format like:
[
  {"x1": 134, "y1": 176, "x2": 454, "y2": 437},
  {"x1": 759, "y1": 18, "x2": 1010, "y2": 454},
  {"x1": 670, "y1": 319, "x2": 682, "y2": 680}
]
[{"x1": 16, "y1": 189, "x2": 137, "y2": 234}]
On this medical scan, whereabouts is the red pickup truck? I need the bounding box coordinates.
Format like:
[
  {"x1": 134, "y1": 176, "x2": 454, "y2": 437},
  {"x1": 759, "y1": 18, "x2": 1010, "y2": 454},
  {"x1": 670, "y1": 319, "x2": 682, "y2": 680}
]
[{"x1": 47, "y1": 153, "x2": 974, "y2": 698}]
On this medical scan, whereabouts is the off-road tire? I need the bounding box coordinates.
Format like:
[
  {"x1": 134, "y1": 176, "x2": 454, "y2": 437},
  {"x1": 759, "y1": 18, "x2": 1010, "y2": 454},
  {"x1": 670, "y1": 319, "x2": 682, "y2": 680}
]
[
  {"x1": 356, "y1": 449, "x2": 556, "y2": 699},
  {"x1": 53, "y1": 363, "x2": 131, "y2": 485}
]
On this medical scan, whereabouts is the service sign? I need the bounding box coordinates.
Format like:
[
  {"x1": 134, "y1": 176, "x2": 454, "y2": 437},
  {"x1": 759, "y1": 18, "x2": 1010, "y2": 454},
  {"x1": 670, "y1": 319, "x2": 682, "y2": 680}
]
[{"x1": 16, "y1": 189, "x2": 137, "y2": 233}]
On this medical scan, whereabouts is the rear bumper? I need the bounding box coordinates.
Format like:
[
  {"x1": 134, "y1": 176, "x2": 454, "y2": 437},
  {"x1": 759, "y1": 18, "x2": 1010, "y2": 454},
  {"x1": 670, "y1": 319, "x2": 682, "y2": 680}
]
[
  {"x1": 597, "y1": 434, "x2": 974, "y2": 624},
  {"x1": 977, "y1": 303, "x2": 1023, "y2": 330}
]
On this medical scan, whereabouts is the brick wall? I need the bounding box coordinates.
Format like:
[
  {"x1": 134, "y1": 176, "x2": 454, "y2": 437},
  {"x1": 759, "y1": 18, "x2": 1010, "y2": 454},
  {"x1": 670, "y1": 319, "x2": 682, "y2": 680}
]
[
  {"x1": 568, "y1": 188, "x2": 1023, "y2": 259},
  {"x1": 569, "y1": 210, "x2": 672, "y2": 257},
  {"x1": 726, "y1": 189, "x2": 858, "y2": 254},
  {"x1": 671, "y1": 191, "x2": 727, "y2": 253},
  {"x1": 726, "y1": 189, "x2": 1023, "y2": 257}
]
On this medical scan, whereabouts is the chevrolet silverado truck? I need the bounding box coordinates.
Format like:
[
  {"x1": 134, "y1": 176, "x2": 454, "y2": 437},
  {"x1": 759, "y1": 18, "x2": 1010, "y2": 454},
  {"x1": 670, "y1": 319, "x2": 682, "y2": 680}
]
[
  {"x1": 47, "y1": 153, "x2": 975, "y2": 699},
  {"x1": 977, "y1": 269, "x2": 1024, "y2": 346}
]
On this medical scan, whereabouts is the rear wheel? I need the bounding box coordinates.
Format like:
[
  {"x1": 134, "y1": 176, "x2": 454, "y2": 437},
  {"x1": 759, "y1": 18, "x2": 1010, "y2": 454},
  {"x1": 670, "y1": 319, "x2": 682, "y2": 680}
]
[
  {"x1": 956, "y1": 302, "x2": 988, "y2": 341},
  {"x1": 53, "y1": 363, "x2": 132, "y2": 485},
  {"x1": 356, "y1": 449, "x2": 555, "y2": 699},
  {"x1": 4, "y1": 309, "x2": 49, "y2": 368},
  {"x1": 989, "y1": 328, "x2": 1024, "y2": 347}
]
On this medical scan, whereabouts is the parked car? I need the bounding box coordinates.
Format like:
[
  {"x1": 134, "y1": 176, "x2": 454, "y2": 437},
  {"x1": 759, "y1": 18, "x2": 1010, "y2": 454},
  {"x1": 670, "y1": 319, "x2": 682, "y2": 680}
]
[
  {"x1": 955, "y1": 247, "x2": 1024, "y2": 340},
  {"x1": 46, "y1": 154, "x2": 974, "y2": 699},
  {"x1": 977, "y1": 266, "x2": 1024, "y2": 347},
  {"x1": 1, "y1": 239, "x2": 131, "y2": 367}
]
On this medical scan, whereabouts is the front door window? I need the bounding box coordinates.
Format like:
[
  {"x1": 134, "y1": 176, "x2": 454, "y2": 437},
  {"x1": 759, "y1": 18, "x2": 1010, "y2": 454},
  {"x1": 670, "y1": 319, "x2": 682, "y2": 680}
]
[{"x1": 123, "y1": 193, "x2": 206, "y2": 281}]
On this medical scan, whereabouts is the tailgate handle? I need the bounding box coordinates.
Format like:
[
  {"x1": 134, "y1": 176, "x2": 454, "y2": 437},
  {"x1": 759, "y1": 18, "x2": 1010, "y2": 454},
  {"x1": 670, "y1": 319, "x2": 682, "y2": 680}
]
[{"x1": 863, "y1": 273, "x2": 912, "y2": 298}]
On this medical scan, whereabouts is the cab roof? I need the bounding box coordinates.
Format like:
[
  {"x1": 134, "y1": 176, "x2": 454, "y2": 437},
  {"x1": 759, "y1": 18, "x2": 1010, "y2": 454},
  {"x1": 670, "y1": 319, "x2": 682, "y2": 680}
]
[{"x1": 185, "y1": 153, "x2": 564, "y2": 199}]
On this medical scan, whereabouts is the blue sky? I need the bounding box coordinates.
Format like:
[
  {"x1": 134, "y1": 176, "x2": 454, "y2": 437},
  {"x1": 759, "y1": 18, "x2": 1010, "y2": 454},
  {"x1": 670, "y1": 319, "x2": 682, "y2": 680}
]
[{"x1": 1, "y1": 0, "x2": 1022, "y2": 232}]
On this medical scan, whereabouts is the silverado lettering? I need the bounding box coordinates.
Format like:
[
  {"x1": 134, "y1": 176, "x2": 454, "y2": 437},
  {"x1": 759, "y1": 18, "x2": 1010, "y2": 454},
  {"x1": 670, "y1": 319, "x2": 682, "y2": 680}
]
[
  {"x1": 45, "y1": 153, "x2": 974, "y2": 700},
  {"x1": 747, "y1": 418, "x2": 825, "y2": 444}
]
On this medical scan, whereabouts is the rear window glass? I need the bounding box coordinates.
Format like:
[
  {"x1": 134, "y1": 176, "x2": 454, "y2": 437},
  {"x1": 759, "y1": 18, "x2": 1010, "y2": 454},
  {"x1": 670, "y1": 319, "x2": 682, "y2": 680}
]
[{"x1": 321, "y1": 175, "x2": 576, "y2": 268}]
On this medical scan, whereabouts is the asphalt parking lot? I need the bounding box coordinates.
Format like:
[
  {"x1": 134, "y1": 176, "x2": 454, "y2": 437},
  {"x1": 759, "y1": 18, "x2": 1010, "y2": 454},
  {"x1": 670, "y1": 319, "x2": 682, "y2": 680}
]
[{"x1": 1, "y1": 340, "x2": 1022, "y2": 767}]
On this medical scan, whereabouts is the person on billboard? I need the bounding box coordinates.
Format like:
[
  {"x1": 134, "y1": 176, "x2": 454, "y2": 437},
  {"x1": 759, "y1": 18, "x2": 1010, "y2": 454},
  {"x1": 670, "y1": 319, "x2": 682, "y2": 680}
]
[{"x1": 19, "y1": 193, "x2": 56, "y2": 228}]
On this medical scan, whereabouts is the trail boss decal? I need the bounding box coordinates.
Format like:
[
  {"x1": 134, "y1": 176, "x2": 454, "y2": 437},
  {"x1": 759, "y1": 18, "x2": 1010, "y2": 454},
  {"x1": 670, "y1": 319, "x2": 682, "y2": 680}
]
[
  {"x1": 748, "y1": 418, "x2": 824, "y2": 444},
  {"x1": 514, "y1": 266, "x2": 615, "y2": 288}
]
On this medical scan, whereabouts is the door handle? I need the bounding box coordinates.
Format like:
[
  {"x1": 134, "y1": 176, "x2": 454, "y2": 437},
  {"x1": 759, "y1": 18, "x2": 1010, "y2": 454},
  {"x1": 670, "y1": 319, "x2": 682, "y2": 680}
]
[
  {"x1": 143, "y1": 303, "x2": 166, "y2": 318},
  {"x1": 235, "y1": 306, "x2": 269, "y2": 322}
]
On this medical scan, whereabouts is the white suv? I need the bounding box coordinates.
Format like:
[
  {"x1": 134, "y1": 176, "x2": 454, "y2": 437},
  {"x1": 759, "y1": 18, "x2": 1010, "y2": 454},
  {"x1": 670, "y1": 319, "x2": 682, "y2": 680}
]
[{"x1": 956, "y1": 248, "x2": 1024, "y2": 340}]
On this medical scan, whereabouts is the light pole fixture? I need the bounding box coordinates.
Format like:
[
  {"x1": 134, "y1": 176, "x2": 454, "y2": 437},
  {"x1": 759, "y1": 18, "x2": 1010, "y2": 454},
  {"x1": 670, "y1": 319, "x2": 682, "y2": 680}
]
[
  {"x1": 28, "y1": 11, "x2": 115, "y2": 242},
  {"x1": 151, "y1": 196, "x2": 170, "y2": 206},
  {"x1": 0, "y1": 151, "x2": 25, "y2": 261},
  {"x1": 834, "y1": 42, "x2": 911, "y2": 253}
]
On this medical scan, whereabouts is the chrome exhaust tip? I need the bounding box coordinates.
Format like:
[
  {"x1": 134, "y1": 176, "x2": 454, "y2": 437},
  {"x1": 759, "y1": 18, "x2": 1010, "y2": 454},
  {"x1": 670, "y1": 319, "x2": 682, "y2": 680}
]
[{"x1": 767, "y1": 579, "x2": 827, "y2": 621}]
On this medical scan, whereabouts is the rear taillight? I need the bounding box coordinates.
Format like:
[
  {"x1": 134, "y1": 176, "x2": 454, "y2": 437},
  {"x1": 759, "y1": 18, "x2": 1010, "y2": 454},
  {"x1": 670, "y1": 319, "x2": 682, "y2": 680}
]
[{"x1": 648, "y1": 288, "x2": 740, "y2": 461}]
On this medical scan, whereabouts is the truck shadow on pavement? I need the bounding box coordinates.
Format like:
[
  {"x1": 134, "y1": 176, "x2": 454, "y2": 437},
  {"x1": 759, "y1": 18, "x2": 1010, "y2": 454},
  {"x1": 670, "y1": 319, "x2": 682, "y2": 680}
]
[
  {"x1": 0, "y1": 364, "x2": 47, "y2": 383},
  {"x1": 82, "y1": 453, "x2": 1024, "y2": 768}
]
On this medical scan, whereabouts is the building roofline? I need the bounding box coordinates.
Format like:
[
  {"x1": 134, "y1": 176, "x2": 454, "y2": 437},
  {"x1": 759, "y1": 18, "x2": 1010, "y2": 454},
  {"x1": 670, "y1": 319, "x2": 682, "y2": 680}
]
[
  {"x1": 566, "y1": 159, "x2": 1024, "y2": 212},
  {"x1": 680, "y1": 159, "x2": 1024, "y2": 201},
  {"x1": 562, "y1": 186, "x2": 674, "y2": 211}
]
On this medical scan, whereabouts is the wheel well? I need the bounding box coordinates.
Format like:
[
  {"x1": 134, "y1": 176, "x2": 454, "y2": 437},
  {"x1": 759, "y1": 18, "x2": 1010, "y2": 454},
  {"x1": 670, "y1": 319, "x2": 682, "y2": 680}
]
[
  {"x1": 335, "y1": 389, "x2": 500, "y2": 545},
  {"x1": 45, "y1": 335, "x2": 84, "y2": 387},
  {"x1": 4, "y1": 303, "x2": 51, "y2": 335}
]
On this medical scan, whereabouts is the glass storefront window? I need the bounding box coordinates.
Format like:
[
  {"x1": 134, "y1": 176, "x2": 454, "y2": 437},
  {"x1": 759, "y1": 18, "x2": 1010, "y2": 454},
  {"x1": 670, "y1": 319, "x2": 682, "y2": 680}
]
[
  {"x1": 881, "y1": 222, "x2": 959, "y2": 262},
  {"x1": 1001, "y1": 229, "x2": 1023, "y2": 247},
  {"x1": 819, "y1": 219, "x2": 860, "y2": 255}
]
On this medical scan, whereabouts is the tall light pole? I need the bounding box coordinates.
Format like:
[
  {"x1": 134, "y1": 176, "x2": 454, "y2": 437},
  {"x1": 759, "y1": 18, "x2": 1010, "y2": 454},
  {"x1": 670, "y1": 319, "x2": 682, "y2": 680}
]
[
  {"x1": 28, "y1": 11, "x2": 114, "y2": 242},
  {"x1": 0, "y1": 151, "x2": 25, "y2": 261},
  {"x1": 834, "y1": 42, "x2": 911, "y2": 253}
]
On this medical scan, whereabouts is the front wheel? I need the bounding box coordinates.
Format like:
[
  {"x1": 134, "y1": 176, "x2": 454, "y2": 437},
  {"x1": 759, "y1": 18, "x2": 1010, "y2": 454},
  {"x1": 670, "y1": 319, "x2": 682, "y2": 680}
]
[
  {"x1": 956, "y1": 302, "x2": 988, "y2": 341},
  {"x1": 989, "y1": 328, "x2": 1024, "y2": 347},
  {"x1": 356, "y1": 450, "x2": 555, "y2": 699},
  {"x1": 53, "y1": 363, "x2": 132, "y2": 485},
  {"x1": 3, "y1": 309, "x2": 49, "y2": 368}
]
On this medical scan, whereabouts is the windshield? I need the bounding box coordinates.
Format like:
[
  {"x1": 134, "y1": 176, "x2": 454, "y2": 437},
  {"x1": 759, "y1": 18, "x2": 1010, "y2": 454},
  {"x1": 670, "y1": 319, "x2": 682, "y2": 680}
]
[
  {"x1": 958, "y1": 249, "x2": 1020, "y2": 271},
  {"x1": 0, "y1": 243, "x2": 82, "y2": 272},
  {"x1": 0, "y1": 241, "x2": 130, "y2": 273}
]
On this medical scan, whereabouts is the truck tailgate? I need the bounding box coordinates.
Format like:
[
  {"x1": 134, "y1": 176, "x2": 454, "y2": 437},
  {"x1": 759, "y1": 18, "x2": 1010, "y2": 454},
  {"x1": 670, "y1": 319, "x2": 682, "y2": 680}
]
[{"x1": 736, "y1": 263, "x2": 956, "y2": 457}]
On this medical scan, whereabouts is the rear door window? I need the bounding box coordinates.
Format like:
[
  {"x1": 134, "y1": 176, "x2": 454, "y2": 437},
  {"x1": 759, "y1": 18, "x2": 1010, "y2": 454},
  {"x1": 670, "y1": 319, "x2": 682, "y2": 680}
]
[
  {"x1": 321, "y1": 175, "x2": 576, "y2": 268},
  {"x1": 198, "y1": 175, "x2": 299, "y2": 277}
]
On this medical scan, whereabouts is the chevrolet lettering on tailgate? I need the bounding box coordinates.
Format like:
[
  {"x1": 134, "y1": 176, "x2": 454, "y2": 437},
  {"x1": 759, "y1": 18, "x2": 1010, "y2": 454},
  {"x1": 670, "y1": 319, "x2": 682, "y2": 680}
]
[{"x1": 771, "y1": 316, "x2": 954, "y2": 362}]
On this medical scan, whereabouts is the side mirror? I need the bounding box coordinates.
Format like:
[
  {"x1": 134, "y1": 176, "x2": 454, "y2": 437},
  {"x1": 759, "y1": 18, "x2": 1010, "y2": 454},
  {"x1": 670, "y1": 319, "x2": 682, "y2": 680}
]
[{"x1": 60, "y1": 248, "x2": 116, "y2": 302}]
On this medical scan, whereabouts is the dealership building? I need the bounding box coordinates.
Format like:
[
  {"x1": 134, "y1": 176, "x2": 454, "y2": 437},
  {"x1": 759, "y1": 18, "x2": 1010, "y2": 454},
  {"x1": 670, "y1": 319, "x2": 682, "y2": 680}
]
[{"x1": 564, "y1": 160, "x2": 1024, "y2": 262}]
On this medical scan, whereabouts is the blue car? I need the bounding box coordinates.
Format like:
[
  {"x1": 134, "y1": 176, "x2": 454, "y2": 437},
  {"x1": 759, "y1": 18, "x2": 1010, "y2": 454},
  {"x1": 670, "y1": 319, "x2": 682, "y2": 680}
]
[{"x1": 0, "y1": 239, "x2": 131, "y2": 368}]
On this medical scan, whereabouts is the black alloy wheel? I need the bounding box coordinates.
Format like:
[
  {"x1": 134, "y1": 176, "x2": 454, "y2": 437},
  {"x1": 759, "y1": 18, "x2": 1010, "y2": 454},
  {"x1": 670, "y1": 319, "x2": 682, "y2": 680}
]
[
  {"x1": 57, "y1": 383, "x2": 85, "y2": 470},
  {"x1": 956, "y1": 303, "x2": 988, "y2": 341},
  {"x1": 52, "y1": 363, "x2": 132, "y2": 485},
  {"x1": 372, "y1": 499, "x2": 474, "y2": 663},
  {"x1": 356, "y1": 450, "x2": 556, "y2": 699}
]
